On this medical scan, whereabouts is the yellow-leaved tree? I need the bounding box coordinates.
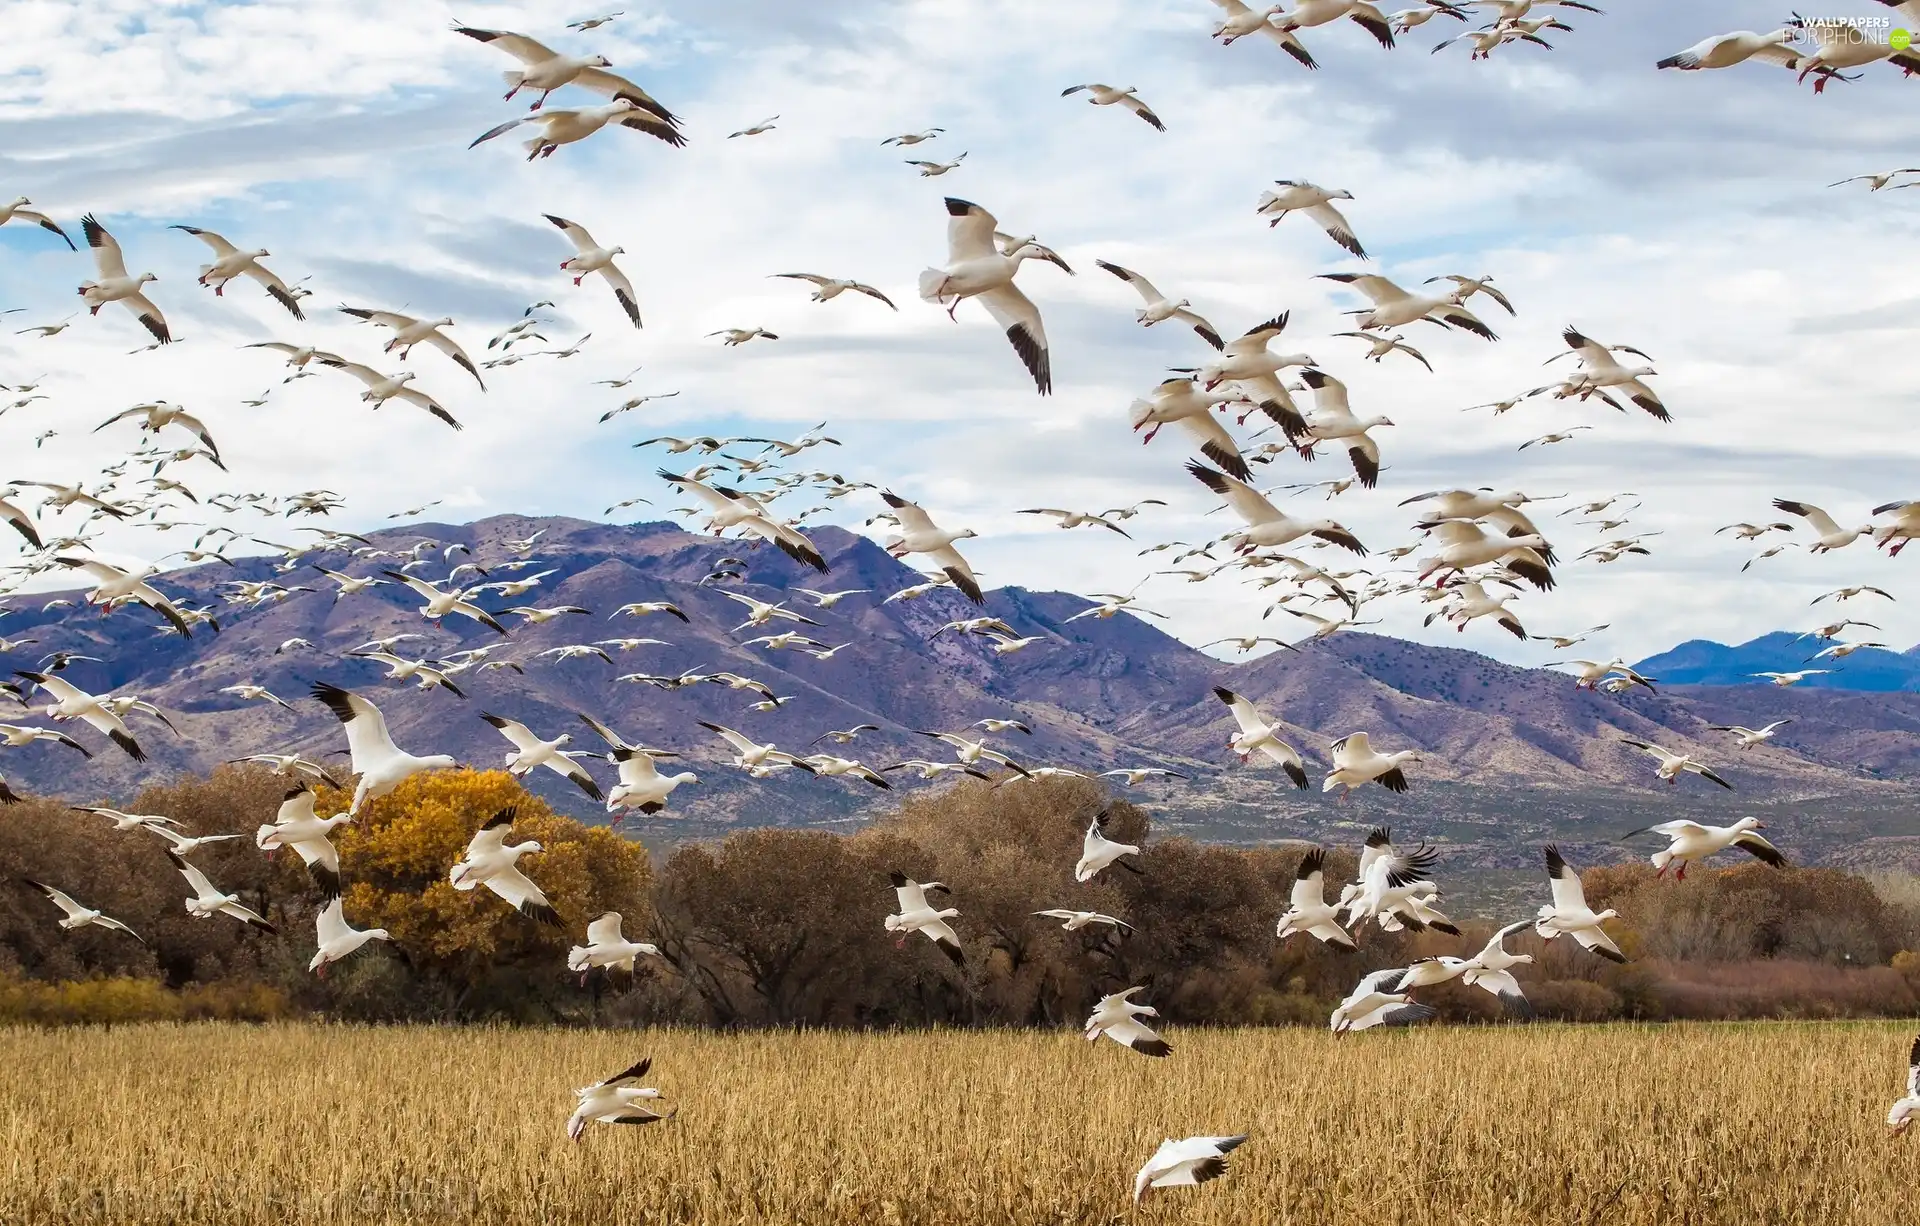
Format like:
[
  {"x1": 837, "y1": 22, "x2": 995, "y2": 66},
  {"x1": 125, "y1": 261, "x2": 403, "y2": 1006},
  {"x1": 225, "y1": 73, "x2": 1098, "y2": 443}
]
[{"x1": 300, "y1": 769, "x2": 653, "y2": 1019}]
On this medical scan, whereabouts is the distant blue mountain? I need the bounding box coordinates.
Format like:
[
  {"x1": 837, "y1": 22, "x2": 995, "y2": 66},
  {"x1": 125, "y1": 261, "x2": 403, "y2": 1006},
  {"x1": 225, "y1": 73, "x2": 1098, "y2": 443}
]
[{"x1": 1632, "y1": 632, "x2": 1920, "y2": 691}]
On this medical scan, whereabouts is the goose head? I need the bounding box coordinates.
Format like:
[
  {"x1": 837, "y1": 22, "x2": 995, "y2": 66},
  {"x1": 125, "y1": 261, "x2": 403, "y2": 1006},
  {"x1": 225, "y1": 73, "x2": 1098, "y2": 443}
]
[
  {"x1": 588, "y1": 55, "x2": 614, "y2": 68},
  {"x1": 9, "y1": 196, "x2": 30, "y2": 208},
  {"x1": 421, "y1": 752, "x2": 458, "y2": 770},
  {"x1": 1332, "y1": 188, "x2": 1355, "y2": 201},
  {"x1": 1734, "y1": 817, "x2": 1765, "y2": 833},
  {"x1": 610, "y1": 245, "x2": 626, "y2": 255},
  {"x1": 138, "y1": 272, "x2": 160, "y2": 285}
]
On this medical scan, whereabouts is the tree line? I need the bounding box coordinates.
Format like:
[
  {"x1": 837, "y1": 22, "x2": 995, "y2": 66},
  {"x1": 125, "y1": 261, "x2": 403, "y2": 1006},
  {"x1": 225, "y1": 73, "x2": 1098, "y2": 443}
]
[{"x1": 2, "y1": 766, "x2": 1918, "y2": 1025}]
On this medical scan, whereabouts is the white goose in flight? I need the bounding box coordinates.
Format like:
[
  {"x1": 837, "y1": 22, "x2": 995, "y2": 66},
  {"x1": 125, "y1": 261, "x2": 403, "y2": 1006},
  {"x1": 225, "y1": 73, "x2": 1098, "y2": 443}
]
[
  {"x1": 1, "y1": 196, "x2": 76, "y2": 248},
  {"x1": 310, "y1": 683, "x2": 458, "y2": 815},
  {"x1": 1621, "y1": 817, "x2": 1784, "y2": 879},
  {"x1": 309, "y1": 898, "x2": 391, "y2": 976},
  {"x1": 886, "y1": 873, "x2": 964, "y2": 964},
  {"x1": 1550, "y1": 327, "x2": 1666, "y2": 420},
  {"x1": 53, "y1": 557, "x2": 194, "y2": 636},
  {"x1": 482, "y1": 713, "x2": 605, "y2": 801},
  {"x1": 1706, "y1": 720, "x2": 1791, "y2": 750},
  {"x1": 450, "y1": 806, "x2": 563, "y2": 926},
  {"x1": 1211, "y1": 687, "x2": 1308, "y2": 787},
  {"x1": 1033, "y1": 908, "x2": 1132, "y2": 933},
  {"x1": 1129, "y1": 378, "x2": 1256, "y2": 479},
  {"x1": 1075, "y1": 808, "x2": 1143, "y2": 882},
  {"x1": 452, "y1": 25, "x2": 683, "y2": 145},
  {"x1": 879, "y1": 491, "x2": 985, "y2": 603},
  {"x1": 1316, "y1": 272, "x2": 1497, "y2": 339},
  {"x1": 1195, "y1": 314, "x2": 1313, "y2": 440},
  {"x1": 657, "y1": 471, "x2": 829, "y2": 572},
  {"x1": 1209, "y1": 0, "x2": 1318, "y2": 67},
  {"x1": 1272, "y1": 0, "x2": 1398, "y2": 48},
  {"x1": 1535, "y1": 844, "x2": 1624, "y2": 962},
  {"x1": 255, "y1": 784, "x2": 351, "y2": 899},
  {"x1": 567, "y1": 1058, "x2": 672, "y2": 1141},
  {"x1": 1329, "y1": 967, "x2": 1435, "y2": 1034},
  {"x1": 1771, "y1": 499, "x2": 1871, "y2": 553},
  {"x1": 1275, "y1": 848, "x2": 1355, "y2": 948},
  {"x1": 316, "y1": 358, "x2": 462, "y2": 430},
  {"x1": 919, "y1": 197, "x2": 1056, "y2": 394},
  {"x1": 469, "y1": 98, "x2": 660, "y2": 159},
  {"x1": 338, "y1": 308, "x2": 485, "y2": 387},
  {"x1": 23, "y1": 879, "x2": 145, "y2": 943},
  {"x1": 170, "y1": 225, "x2": 304, "y2": 318},
  {"x1": 1414, "y1": 519, "x2": 1553, "y2": 591},
  {"x1": 1060, "y1": 84, "x2": 1165, "y2": 130},
  {"x1": 381, "y1": 572, "x2": 508, "y2": 634},
  {"x1": 699, "y1": 722, "x2": 817, "y2": 776},
  {"x1": 544, "y1": 214, "x2": 642, "y2": 328},
  {"x1": 568, "y1": 912, "x2": 663, "y2": 983},
  {"x1": 1655, "y1": 27, "x2": 1800, "y2": 71},
  {"x1": 167, "y1": 851, "x2": 277, "y2": 932},
  {"x1": 1256, "y1": 181, "x2": 1363, "y2": 255},
  {"x1": 14, "y1": 672, "x2": 146, "y2": 760},
  {"x1": 1094, "y1": 260, "x2": 1221, "y2": 347},
  {"x1": 580, "y1": 714, "x2": 697, "y2": 817},
  {"x1": 1086, "y1": 985, "x2": 1171, "y2": 1057},
  {"x1": 1323, "y1": 732, "x2": 1420, "y2": 796},
  {"x1": 1186, "y1": 461, "x2": 1367, "y2": 556},
  {"x1": 771, "y1": 273, "x2": 896, "y2": 309},
  {"x1": 77, "y1": 215, "x2": 170, "y2": 344},
  {"x1": 1396, "y1": 920, "x2": 1534, "y2": 1014},
  {"x1": 1133, "y1": 1135, "x2": 1248, "y2": 1202},
  {"x1": 1296, "y1": 368, "x2": 1391, "y2": 488}
]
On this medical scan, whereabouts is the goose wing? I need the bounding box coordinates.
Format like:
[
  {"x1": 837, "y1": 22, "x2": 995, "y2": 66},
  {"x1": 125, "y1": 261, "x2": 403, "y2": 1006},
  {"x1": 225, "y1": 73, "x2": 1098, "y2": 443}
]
[
  {"x1": 452, "y1": 25, "x2": 561, "y2": 64},
  {"x1": 1543, "y1": 844, "x2": 1590, "y2": 913},
  {"x1": 310, "y1": 683, "x2": 402, "y2": 772},
  {"x1": 1186, "y1": 461, "x2": 1283, "y2": 527},
  {"x1": 585, "y1": 911, "x2": 625, "y2": 945},
  {"x1": 976, "y1": 282, "x2": 1050, "y2": 395},
  {"x1": 81, "y1": 215, "x2": 129, "y2": 279}
]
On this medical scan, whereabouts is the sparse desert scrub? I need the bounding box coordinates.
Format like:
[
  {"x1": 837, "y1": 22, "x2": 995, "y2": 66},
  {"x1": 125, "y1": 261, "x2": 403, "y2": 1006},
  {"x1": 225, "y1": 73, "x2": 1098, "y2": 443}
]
[{"x1": 0, "y1": 1021, "x2": 1913, "y2": 1225}]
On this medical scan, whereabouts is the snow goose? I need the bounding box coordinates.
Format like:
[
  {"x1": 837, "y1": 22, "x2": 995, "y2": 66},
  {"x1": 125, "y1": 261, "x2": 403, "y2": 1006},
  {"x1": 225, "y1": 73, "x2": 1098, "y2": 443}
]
[
  {"x1": 481, "y1": 713, "x2": 605, "y2": 801},
  {"x1": 1334, "y1": 329, "x2": 1430, "y2": 370},
  {"x1": 1094, "y1": 261, "x2": 1221, "y2": 347},
  {"x1": 1075, "y1": 808, "x2": 1143, "y2": 882},
  {"x1": 1890, "y1": 1035, "x2": 1920, "y2": 1135},
  {"x1": 1655, "y1": 30, "x2": 1803, "y2": 72},
  {"x1": 1086, "y1": 985, "x2": 1171, "y2": 1056},
  {"x1": 919, "y1": 197, "x2": 1054, "y2": 394},
  {"x1": 1873, "y1": 501, "x2": 1920, "y2": 555},
  {"x1": 709, "y1": 327, "x2": 777, "y2": 346},
  {"x1": 73, "y1": 806, "x2": 180, "y2": 833},
  {"x1": 1432, "y1": 23, "x2": 1552, "y2": 57},
  {"x1": 1399, "y1": 919, "x2": 1533, "y2": 1014},
  {"x1": 1705, "y1": 720, "x2": 1793, "y2": 750},
  {"x1": 1553, "y1": 657, "x2": 1651, "y2": 692},
  {"x1": 1317, "y1": 272, "x2": 1496, "y2": 338},
  {"x1": 882, "y1": 128, "x2": 944, "y2": 145},
  {"x1": 1133, "y1": 1135, "x2": 1247, "y2": 1202},
  {"x1": 915, "y1": 730, "x2": 1030, "y2": 775},
  {"x1": 1210, "y1": 0, "x2": 1317, "y2": 66},
  {"x1": 1129, "y1": 378, "x2": 1257, "y2": 479},
  {"x1": 804, "y1": 754, "x2": 894, "y2": 789},
  {"x1": 657, "y1": 472, "x2": 828, "y2": 571},
  {"x1": 0, "y1": 495, "x2": 43, "y2": 549},
  {"x1": 576, "y1": 715, "x2": 697, "y2": 817},
  {"x1": 170, "y1": 226, "x2": 303, "y2": 318},
  {"x1": 1330, "y1": 967, "x2": 1434, "y2": 1034},
  {"x1": 1808, "y1": 639, "x2": 1887, "y2": 661},
  {"x1": 93, "y1": 402, "x2": 223, "y2": 466},
  {"x1": 1831, "y1": 168, "x2": 1920, "y2": 191},
  {"x1": 1324, "y1": 732, "x2": 1420, "y2": 796},
  {"x1": 315, "y1": 358, "x2": 462, "y2": 430},
  {"x1": 1622, "y1": 817, "x2": 1783, "y2": 880},
  {"x1": 771, "y1": 272, "x2": 896, "y2": 309},
  {"x1": 1061, "y1": 84, "x2": 1165, "y2": 130},
  {"x1": 1187, "y1": 461, "x2": 1367, "y2": 555},
  {"x1": 879, "y1": 491, "x2": 985, "y2": 602},
  {"x1": 0, "y1": 197, "x2": 76, "y2": 248},
  {"x1": 700, "y1": 722, "x2": 817, "y2": 776},
  {"x1": 1535, "y1": 844, "x2": 1623, "y2": 961},
  {"x1": 795, "y1": 587, "x2": 871, "y2": 609},
  {"x1": 1017, "y1": 507, "x2": 1132, "y2": 536},
  {"x1": 1753, "y1": 668, "x2": 1830, "y2": 687},
  {"x1": 506, "y1": 604, "x2": 592, "y2": 626},
  {"x1": 728, "y1": 115, "x2": 779, "y2": 138},
  {"x1": 1390, "y1": 2, "x2": 1469, "y2": 31},
  {"x1": 381, "y1": 572, "x2": 508, "y2": 634},
  {"x1": 905, "y1": 153, "x2": 967, "y2": 176},
  {"x1": 1253, "y1": 182, "x2": 1366, "y2": 255},
  {"x1": 1772, "y1": 499, "x2": 1870, "y2": 552},
  {"x1": 450, "y1": 806, "x2": 561, "y2": 926},
  {"x1": 1211, "y1": 687, "x2": 1308, "y2": 787},
  {"x1": 1621, "y1": 738, "x2": 1731, "y2": 789},
  {"x1": 1194, "y1": 315, "x2": 1313, "y2": 439},
  {"x1": 23, "y1": 879, "x2": 144, "y2": 943},
  {"x1": 0, "y1": 722, "x2": 91, "y2": 756},
  {"x1": 351, "y1": 650, "x2": 468, "y2": 699},
  {"x1": 885, "y1": 872, "x2": 964, "y2": 964},
  {"x1": 1296, "y1": 368, "x2": 1391, "y2": 488},
  {"x1": 568, "y1": 911, "x2": 662, "y2": 983},
  {"x1": 1100, "y1": 766, "x2": 1188, "y2": 786},
  {"x1": 1786, "y1": 24, "x2": 1920, "y2": 93},
  {"x1": 470, "y1": 99, "x2": 659, "y2": 159},
  {"x1": 715, "y1": 590, "x2": 823, "y2": 630},
  {"x1": 255, "y1": 784, "x2": 350, "y2": 898},
  {"x1": 77, "y1": 216, "x2": 170, "y2": 344},
  {"x1": 13, "y1": 672, "x2": 144, "y2": 760},
  {"x1": 541, "y1": 214, "x2": 642, "y2": 327},
  {"x1": 883, "y1": 759, "x2": 992, "y2": 781},
  {"x1": 610, "y1": 600, "x2": 689, "y2": 623},
  {"x1": 1414, "y1": 519, "x2": 1553, "y2": 590},
  {"x1": 1552, "y1": 328, "x2": 1665, "y2": 419},
  {"x1": 310, "y1": 683, "x2": 458, "y2": 816},
  {"x1": 220, "y1": 684, "x2": 295, "y2": 711},
  {"x1": 309, "y1": 897, "x2": 390, "y2": 976},
  {"x1": 338, "y1": 308, "x2": 485, "y2": 387},
  {"x1": 1276, "y1": 848, "x2": 1356, "y2": 948},
  {"x1": 1034, "y1": 908, "x2": 1132, "y2": 933},
  {"x1": 1273, "y1": 1, "x2": 1397, "y2": 49},
  {"x1": 452, "y1": 25, "x2": 683, "y2": 144},
  {"x1": 1343, "y1": 828, "x2": 1456, "y2": 933},
  {"x1": 568, "y1": 13, "x2": 624, "y2": 31},
  {"x1": 568, "y1": 1058, "x2": 672, "y2": 1141},
  {"x1": 1428, "y1": 578, "x2": 1525, "y2": 639},
  {"x1": 167, "y1": 850, "x2": 277, "y2": 932}
]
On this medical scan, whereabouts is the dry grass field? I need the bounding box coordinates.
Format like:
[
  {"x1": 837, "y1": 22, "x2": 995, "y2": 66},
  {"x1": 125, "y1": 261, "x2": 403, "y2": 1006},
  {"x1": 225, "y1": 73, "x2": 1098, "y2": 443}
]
[{"x1": 0, "y1": 1021, "x2": 1914, "y2": 1225}]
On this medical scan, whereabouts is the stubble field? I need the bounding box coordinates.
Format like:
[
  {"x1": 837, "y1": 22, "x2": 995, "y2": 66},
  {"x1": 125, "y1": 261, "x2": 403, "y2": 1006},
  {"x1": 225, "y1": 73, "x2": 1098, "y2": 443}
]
[{"x1": 0, "y1": 1021, "x2": 1913, "y2": 1225}]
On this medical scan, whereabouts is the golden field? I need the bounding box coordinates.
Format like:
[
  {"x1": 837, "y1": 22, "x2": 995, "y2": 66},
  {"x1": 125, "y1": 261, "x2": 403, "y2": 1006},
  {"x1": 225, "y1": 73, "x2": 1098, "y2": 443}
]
[{"x1": 0, "y1": 1021, "x2": 1914, "y2": 1225}]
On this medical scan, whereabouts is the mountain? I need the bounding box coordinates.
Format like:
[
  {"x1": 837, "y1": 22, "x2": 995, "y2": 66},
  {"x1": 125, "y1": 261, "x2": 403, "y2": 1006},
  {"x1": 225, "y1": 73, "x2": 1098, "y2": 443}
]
[
  {"x1": 4, "y1": 515, "x2": 1920, "y2": 879},
  {"x1": 1632, "y1": 632, "x2": 1920, "y2": 691}
]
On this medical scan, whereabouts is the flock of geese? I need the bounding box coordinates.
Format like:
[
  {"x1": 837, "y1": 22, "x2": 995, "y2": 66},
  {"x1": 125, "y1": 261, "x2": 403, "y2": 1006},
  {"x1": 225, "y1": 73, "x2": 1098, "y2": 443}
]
[{"x1": 4, "y1": 0, "x2": 1920, "y2": 1194}]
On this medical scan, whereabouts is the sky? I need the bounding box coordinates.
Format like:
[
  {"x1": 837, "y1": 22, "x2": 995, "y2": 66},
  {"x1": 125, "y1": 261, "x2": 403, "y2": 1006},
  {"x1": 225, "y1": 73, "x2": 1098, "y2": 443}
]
[{"x1": 2, "y1": 0, "x2": 1918, "y2": 669}]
